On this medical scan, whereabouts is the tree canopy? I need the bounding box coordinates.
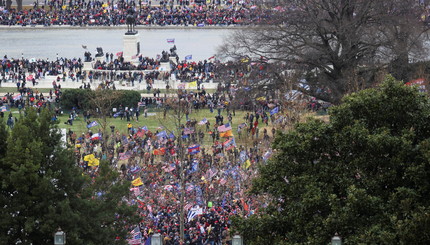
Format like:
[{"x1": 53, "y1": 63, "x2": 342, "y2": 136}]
[
  {"x1": 0, "y1": 109, "x2": 138, "y2": 244},
  {"x1": 233, "y1": 76, "x2": 430, "y2": 244}
]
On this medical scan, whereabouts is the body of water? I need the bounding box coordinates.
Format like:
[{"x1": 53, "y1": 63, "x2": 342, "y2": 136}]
[{"x1": 0, "y1": 28, "x2": 233, "y2": 61}]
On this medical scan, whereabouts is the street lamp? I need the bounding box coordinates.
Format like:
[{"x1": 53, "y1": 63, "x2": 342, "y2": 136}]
[
  {"x1": 331, "y1": 233, "x2": 342, "y2": 245},
  {"x1": 151, "y1": 233, "x2": 163, "y2": 245},
  {"x1": 54, "y1": 228, "x2": 66, "y2": 245},
  {"x1": 232, "y1": 234, "x2": 243, "y2": 245}
]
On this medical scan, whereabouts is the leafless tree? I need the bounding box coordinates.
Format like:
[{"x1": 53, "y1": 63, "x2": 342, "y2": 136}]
[
  {"x1": 88, "y1": 90, "x2": 121, "y2": 153},
  {"x1": 219, "y1": 0, "x2": 430, "y2": 104}
]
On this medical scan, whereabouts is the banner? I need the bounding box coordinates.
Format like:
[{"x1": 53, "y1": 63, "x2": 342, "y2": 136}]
[
  {"x1": 131, "y1": 177, "x2": 143, "y2": 186},
  {"x1": 86, "y1": 121, "x2": 99, "y2": 128},
  {"x1": 219, "y1": 130, "x2": 233, "y2": 138},
  {"x1": 188, "y1": 144, "x2": 200, "y2": 155},
  {"x1": 218, "y1": 123, "x2": 232, "y2": 132}
]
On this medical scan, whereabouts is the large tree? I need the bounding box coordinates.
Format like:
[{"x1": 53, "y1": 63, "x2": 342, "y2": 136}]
[
  {"x1": 0, "y1": 109, "x2": 138, "y2": 244},
  {"x1": 233, "y1": 76, "x2": 430, "y2": 244},
  {"x1": 220, "y1": 0, "x2": 429, "y2": 104}
]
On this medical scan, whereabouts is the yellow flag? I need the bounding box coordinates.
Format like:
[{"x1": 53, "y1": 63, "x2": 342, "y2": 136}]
[
  {"x1": 188, "y1": 81, "x2": 197, "y2": 89},
  {"x1": 132, "y1": 177, "x2": 143, "y2": 186},
  {"x1": 84, "y1": 154, "x2": 94, "y2": 162},
  {"x1": 88, "y1": 158, "x2": 100, "y2": 167},
  {"x1": 256, "y1": 96, "x2": 266, "y2": 101},
  {"x1": 243, "y1": 159, "x2": 251, "y2": 169},
  {"x1": 220, "y1": 130, "x2": 233, "y2": 138}
]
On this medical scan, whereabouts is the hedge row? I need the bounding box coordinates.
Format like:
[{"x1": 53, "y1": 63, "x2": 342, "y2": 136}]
[{"x1": 60, "y1": 89, "x2": 141, "y2": 110}]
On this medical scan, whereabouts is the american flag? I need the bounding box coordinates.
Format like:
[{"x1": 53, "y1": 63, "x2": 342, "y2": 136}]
[
  {"x1": 218, "y1": 123, "x2": 232, "y2": 132},
  {"x1": 183, "y1": 127, "x2": 194, "y2": 135},
  {"x1": 184, "y1": 203, "x2": 193, "y2": 210},
  {"x1": 198, "y1": 118, "x2": 208, "y2": 125}
]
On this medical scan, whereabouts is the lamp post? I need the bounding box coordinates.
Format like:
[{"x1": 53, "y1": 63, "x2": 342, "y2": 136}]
[
  {"x1": 151, "y1": 233, "x2": 163, "y2": 245},
  {"x1": 54, "y1": 228, "x2": 66, "y2": 245},
  {"x1": 331, "y1": 233, "x2": 342, "y2": 245},
  {"x1": 232, "y1": 234, "x2": 243, "y2": 245}
]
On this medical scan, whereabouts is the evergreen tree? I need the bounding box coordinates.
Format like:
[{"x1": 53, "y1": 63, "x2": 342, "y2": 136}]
[
  {"x1": 234, "y1": 76, "x2": 430, "y2": 244},
  {"x1": 0, "y1": 108, "x2": 138, "y2": 244}
]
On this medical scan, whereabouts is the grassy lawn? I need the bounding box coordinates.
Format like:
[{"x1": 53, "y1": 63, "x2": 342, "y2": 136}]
[{"x1": 39, "y1": 107, "x2": 252, "y2": 147}]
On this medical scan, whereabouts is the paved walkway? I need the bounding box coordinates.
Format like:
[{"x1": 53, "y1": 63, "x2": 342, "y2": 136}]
[{"x1": 0, "y1": 75, "x2": 218, "y2": 91}]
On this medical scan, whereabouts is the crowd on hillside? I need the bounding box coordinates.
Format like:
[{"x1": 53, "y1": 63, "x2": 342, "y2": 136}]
[
  {"x1": 0, "y1": 49, "x2": 320, "y2": 244},
  {"x1": 0, "y1": 0, "x2": 275, "y2": 27},
  {"x1": 68, "y1": 84, "x2": 281, "y2": 244}
]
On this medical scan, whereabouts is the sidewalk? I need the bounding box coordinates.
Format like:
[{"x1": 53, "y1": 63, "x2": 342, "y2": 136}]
[{"x1": 0, "y1": 75, "x2": 218, "y2": 91}]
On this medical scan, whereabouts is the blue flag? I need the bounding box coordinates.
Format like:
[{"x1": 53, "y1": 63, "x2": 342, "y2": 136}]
[
  {"x1": 185, "y1": 55, "x2": 192, "y2": 60},
  {"x1": 270, "y1": 107, "x2": 279, "y2": 115},
  {"x1": 0, "y1": 105, "x2": 10, "y2": 112},
  {"x1": 169, "y1": 131, "x2": 175, "y2": 139},
  {"x1": 156, "y1": 130, "x2": 168, "y2": 138},
  {"x1": 87, "y1": 121, "x2": 99, "y2": 128}
]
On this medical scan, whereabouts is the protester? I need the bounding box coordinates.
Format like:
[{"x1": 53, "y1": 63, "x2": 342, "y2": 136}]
[{"x1": 0, "y1": 2, "x2": 274, "y2": 27}]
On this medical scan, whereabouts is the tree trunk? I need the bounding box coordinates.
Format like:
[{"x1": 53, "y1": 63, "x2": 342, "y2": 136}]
[
  {"x1": 6, "y1": 0, "x2": 11, "y2": 9},
  {"x1": 16, "y1": 0, "x2": 22, "y2": 11}
]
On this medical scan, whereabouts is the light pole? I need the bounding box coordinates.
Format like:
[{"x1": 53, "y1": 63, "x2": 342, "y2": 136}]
[
  {"x1": 331, "y1": 233, "x2": 342, "y2": 245},
  {"x1": 54, "y1": 228, "x2": 66, "y2": 245},
  {"x1": 232, "y1": 234, "x2": 243, "y2": 245},
  {"x1": 151, "y1": 233, "x2": 163, "y2": 245}
]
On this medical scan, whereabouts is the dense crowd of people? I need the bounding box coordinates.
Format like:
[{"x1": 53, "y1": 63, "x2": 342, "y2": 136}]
[
  {"x1": 0, "y1": 0, "x2": 276, "y2": 27},
  {"x1": 0, "y1": 47, "x2": 324, "y2": 244},
  {"x1": 68, "y1": 86, "x2": 280, "y2": 244},
  {"x1": 1, "y1": 54, "x2": 219, "y2": 89}
]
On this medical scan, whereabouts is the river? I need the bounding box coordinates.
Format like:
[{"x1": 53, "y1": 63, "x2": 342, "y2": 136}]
[{"x1": 0, "y1": 27, "x2": 234, "y2": 61}]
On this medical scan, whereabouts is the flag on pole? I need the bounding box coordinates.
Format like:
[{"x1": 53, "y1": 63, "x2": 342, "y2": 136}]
[
  {"x1": 188, "y1": 81, "x2": 197, "y2": 89},
  {"x1": 132, "y1": 177, "x2": 143, "y2": 186},
  {"x1": 185, "y1": 55, "x2": 192, "y2": 60},
  {"x1": 13, "y1": 94, "x2": 21, "y2": 101},
  {"x1": 218, "y1": 123, "x2": 232, "y2": 132},
  {"x1": 188, "y1": 144, "x2": 200, "y2": 155},
  {"x1": 167, "y1": 38, "x2": 175, "y2": 43},
  {"x1": 91, "y1": 133, "x2": 101, "y2": 140},
  {"x1": 198, "y1": 118, "x2": 208, "y2": 125},
  {"x1": 156, "y1": 130, "x2": 168, "y2": 138},
  {"x1": 86, "y1": 121, "x2": 99, "y2": 128},
  {"x1": 243, "y1": 159, "x2": 251, "y2": 169},
  {"x1": 219, "y1": 130, "x2": 233, "y2": 138},
  {"x1": 0, "y1": 105, "x2": 10, "y2": 112},
  {"x1": 183, "y1": 127, "x2": 194, "y2": 135},
  {"x1": 270, "y1": 107, "x2": 279, "y2": 115}
]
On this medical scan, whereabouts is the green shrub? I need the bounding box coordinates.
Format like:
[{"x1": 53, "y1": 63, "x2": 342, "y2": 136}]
[
  {"x1": 60, "y1": 89, "x2": 141, "y2": 110},
  {"x1": 60, "y1": 89, "x2": 93, "y2": 110}
]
